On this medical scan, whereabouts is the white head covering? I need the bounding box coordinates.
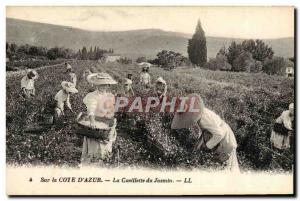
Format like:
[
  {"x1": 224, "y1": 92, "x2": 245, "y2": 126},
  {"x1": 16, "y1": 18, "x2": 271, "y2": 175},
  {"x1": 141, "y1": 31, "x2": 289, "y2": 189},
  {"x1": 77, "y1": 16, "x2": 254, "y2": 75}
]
[
  {"x1": 87, "y1": 73, "x2": 117, "y2": 85},
  {"x1": 156, "y1": 77, "x2": 166, "y2": 85},
  {"x1": 26, "y1": 69, "x2": 38, "y2": 79},
  {"x1": 138, "y1": 62, "x2": 151, "y2": 69},
  {"x1": 289, "y1": 103, "x2": 294, "y2": 110},
  {"x1": 124, "y1": 78, "x2": 133, "y2": 85},
  {"x1": 171, "y1": 94, "x2": 205, "y2": 129}
]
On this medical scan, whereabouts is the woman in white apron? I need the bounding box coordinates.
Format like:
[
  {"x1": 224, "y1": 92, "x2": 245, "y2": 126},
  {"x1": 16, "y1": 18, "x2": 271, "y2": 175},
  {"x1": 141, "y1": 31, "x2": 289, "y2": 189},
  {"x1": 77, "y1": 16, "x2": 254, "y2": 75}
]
[
  {"x1": 171, "y1": 94, "x2": 240, "y2": 173},
  {"x1": 80, "y1": 72, "x2": 118, "y2": 165},
  {"x1": 270, "y1": 103, "x2": 294, "y2": 149}
]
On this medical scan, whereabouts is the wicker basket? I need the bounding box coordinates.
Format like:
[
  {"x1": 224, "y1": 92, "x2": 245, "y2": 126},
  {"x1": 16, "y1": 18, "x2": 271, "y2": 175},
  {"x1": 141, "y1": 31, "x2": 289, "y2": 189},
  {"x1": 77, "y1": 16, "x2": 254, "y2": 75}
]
[
  {"x1": 75, "y1": 123, "x2": 110, "y2": 141},
  {"x1": 75, "y1": 113, "x2": 114, "y2": 140}
]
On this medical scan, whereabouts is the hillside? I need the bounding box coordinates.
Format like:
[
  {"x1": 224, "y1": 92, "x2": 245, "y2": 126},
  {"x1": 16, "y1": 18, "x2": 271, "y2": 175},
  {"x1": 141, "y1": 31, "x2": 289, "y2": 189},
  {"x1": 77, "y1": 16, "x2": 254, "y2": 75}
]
[{"x1": 6, "y1": 18, "x2": 294, "y2": 59}]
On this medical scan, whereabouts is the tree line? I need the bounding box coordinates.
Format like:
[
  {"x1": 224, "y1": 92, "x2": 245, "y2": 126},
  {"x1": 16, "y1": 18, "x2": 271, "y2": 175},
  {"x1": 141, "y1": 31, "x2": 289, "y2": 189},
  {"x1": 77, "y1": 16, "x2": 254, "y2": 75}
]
[
  {"x1": 6, "y1": 42, "x2": 114, "y2": 62},
  {"x1": 77, "y1": 46, "x2": 114, "y2": 60},
  {"x1": 6, "y1": 42, "x2": 76, "y2": 61},
  {"x1": 205, "y1": 40, "x2": 294, "y2": 75},
  {"x1": 154, "y1": 19, "x2": 294, "y2": 76}
]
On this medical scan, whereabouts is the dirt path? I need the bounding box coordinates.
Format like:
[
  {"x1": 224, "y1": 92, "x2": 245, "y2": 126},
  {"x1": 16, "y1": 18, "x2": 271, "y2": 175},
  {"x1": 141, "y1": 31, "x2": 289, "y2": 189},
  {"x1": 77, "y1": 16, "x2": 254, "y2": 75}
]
[{"x1": 6, "y1": 61, "x2": 77, "y2": 78}]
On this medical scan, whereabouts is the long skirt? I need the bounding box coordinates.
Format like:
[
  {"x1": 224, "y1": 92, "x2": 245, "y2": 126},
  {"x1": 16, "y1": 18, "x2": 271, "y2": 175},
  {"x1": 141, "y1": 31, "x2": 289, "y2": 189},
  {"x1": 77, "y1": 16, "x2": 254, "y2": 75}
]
[
  {"x1": 215, "y1": 123, "x2": 240, "y2": 173},
  {"x1": 22, "y1": 89, "x2": 34, "y2": 98},
  {"x1": 270, "y1": 130, "x2": 290, "y2": 149},
  {"x1": 81, "y1": 127, "x2": 117, "y2": 165}
]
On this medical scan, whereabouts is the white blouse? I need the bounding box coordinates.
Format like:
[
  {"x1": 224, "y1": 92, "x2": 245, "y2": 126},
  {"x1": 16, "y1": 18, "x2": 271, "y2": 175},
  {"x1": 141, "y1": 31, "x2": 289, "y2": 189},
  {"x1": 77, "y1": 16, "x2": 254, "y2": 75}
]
[
  {"x1": 199, "y1": 108, "x2": 236, "y2": 149},
  {"x1": 83, "y1": 90, "x2": 115, "y2": 118},
  {"x1": 21, "y1": 76, "x2": 35, "y2": 90},
  {"x1": 54, "y1": 89, "x2": 71, "y2": 112},
  {"x1": 140, "y1": 73, "x2": 151, "y2": 85},
  {"x1": 276, "y1": 110, "x2": 293, "y2": 130}
]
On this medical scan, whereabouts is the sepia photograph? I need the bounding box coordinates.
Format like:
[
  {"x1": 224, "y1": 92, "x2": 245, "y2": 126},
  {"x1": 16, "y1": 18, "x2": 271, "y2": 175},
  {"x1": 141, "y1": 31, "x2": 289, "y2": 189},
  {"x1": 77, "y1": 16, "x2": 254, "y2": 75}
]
[{"x1": 5, "y1": 6, "x2": 295, "y2": 195}]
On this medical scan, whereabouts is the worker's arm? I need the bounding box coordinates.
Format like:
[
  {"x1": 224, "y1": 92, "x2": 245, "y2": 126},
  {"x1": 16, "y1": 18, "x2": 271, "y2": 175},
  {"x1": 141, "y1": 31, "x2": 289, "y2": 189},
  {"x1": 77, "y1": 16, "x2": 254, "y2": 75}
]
[
  {"x1": 66, "y1": 94, "x2": 73, "y2": 112},
  {"x1": 130, "y1": 86, "x2": 135, "y2": 96},
  {"x1": 200, "y1": 114, "x2": 225, "y2": 149}
]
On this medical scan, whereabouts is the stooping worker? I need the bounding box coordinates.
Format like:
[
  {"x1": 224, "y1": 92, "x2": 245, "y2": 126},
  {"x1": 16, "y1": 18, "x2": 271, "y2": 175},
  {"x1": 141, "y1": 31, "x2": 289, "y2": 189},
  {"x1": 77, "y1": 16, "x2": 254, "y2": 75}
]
[
  {"x1": 21, "y1": 70, "x2": 38, "y2": 98},
  {"x1": 79, "y1": 72, "x2": 118, "y2": 165},
  {"x1": 54, "y1": 81, "x2": 78, "y2": 118},
  {"x1": 123, "y1": 78, "x2": 135, "y2": 96},
  {"x1": 65, "y1": 62, "x2": 72, "y2": 71},
  {"x1": 270, "y1": 103, "x2": 294, "y2": 150},
  {"x1": 155, "y1": 77, "x2": 167, "y2": 100},
  {"x1": 66, "y1": 68, "x2": 77, "y2": 86},
  {"x1": 139, "y1": 62, "x2": 151, "y2": 88},
  {"x1": 171, "y1": 94, "x2": 240, "y2": 173}
]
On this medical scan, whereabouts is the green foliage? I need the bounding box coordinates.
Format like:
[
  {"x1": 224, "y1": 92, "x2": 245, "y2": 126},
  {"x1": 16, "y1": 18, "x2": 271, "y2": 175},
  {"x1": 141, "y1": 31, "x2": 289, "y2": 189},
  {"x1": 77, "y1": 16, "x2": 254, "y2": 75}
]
[
  {"x1": 81, "y1": 46, "x2": 88, "y2": 60},
  {"x1": 156, "y1": 50, "x2": 185, "y2": 70},
  {"x1": 205, "y1": 53, "x2": 232, "y2": 71},
  {"x1": 136, "y1": 57, "x2": 147, "y2": 63},
  {"x1": 226, "y1": 41, "x2": 243, "y2": 66},
  {"x1": 263, "y1": 57, "x2": 286, "y2": 75},
  {"x1": 117, "y1": 57, "x2": 132, "y2": 64},
  {"x1": 187, "y1": 20, "x2": 207, "y2": 66},
  {"x1": 231, "y1": 51, "x2": 263, "y2": 73},
  {"x1": 6, "y1": 61, "x2": 294, "y2": 171},
  {"x1": 226, "y1": 39, "x2": 274, "y2": 68},
  {"x1": 6, "y1": 60, "x2": 65, "y2": 71},
  {"x1": 6, "y1": 43, "x2": 74, "y2": 61}
]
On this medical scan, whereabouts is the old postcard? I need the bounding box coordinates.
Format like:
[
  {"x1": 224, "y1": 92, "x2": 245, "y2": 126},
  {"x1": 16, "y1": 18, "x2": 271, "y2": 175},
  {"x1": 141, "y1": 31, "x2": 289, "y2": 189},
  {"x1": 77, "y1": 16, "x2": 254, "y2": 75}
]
[{"x1": 6, "y1": 6, "x2": 295, "y2": 195}]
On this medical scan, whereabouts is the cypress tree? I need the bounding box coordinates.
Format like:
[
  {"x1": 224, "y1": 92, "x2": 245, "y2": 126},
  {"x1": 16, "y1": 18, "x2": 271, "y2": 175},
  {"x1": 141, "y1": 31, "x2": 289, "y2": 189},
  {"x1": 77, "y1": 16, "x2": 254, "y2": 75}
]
[{"x1": 187, "y1": 19, "x2": 207, "y2": 67}]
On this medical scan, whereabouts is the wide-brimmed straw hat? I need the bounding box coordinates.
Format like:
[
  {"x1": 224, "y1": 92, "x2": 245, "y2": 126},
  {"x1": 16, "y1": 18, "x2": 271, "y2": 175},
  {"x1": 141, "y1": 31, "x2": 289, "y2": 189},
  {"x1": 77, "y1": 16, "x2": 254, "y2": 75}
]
[
  {"x1": 27, "y1": 70, "x2": 38, "y2": 80},
  {"x1": 156, "y1": 77, "x2": 166, "y2": 85},
  {"x1": 87, "y1": 73, "x2": 117, "y2": 85},
  {"x1": 138, "y1": 62, "x2": 151, "y2": 69},
  {"x1": 61, "y1": 81, "x2": 78, "y2": 93},
  {"x1": 171, "y1": 94, "x2": 205, "y2": 129},
  {"x1": 124, "y1": 78, "x2": 133, "y2": 85}
]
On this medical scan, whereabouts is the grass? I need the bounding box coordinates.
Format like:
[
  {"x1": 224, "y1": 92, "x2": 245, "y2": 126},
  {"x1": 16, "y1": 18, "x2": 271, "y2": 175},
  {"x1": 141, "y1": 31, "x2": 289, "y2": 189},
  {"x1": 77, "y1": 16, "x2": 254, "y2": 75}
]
[{"x1": 6, "y1": 60, "x2": 294, "y2": 172}]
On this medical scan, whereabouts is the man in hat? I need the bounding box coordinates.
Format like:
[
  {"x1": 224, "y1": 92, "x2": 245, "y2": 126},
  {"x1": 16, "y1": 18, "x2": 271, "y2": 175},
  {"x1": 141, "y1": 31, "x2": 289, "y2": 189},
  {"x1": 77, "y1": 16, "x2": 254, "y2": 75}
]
[
  {"x1": 21, "y1": 70, "x2": 38, "y2": 98},
  {"x1": 54, "y1": 81, "x2": 78, "y2": 118},
  {"x1": 80, "y1": 72, "x2": 118, "y2": 164},
  {"x1": 171, "y1": 94, "x2": 240, "y2": 173},
  {"x1": 155, "y1": 77, "x2": 167, "y2": 100}
]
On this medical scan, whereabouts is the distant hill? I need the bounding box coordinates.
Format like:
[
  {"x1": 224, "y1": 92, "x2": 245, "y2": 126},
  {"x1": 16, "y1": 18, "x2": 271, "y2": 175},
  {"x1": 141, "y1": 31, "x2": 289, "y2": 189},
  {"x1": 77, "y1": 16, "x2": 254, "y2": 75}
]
[{"x1": 6, "y1": 18, "x2": 294, "y2": 59}]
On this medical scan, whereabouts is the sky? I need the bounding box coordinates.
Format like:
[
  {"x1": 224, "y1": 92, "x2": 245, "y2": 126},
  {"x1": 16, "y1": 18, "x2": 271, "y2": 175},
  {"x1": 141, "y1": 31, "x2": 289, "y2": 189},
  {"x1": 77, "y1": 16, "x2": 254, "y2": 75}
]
[{"x1": 6, "y1": 6, "x2": 294, "y2": 39}]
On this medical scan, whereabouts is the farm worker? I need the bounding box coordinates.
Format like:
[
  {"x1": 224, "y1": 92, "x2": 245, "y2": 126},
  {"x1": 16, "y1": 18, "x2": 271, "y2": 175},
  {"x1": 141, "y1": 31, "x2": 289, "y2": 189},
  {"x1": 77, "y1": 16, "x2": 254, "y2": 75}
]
[
  {"x1": 21, "y1": 70, "x2": 38, "y2": 98},
  {"x1": 155, "y1": 77, "x2": 167, "y2": 99},
  {"x1": 82, "y1": 69, "x2": 92, "y2": 81},
  {"x1": 127, "y1": 73, "x2": 133, "y2": 80},
  {"x1": 66, "y1": 68, "x2": 77, "y2": 86},
  {"x1": 139, "y1": 63, "x2": 151, "y2": 88},
  {"x1": 65, "y1": 62, "x2": 72, "y2": 71},
  {"x1": 80, "y1": 72, "x2": 118, "y2": 164},
  {"x1": 123, "y1": 78, "x2": 135, "y2": 96},
  {"x1": 270, "y1": 103, "x2": 294, "y2": 149},
  {"x1": 54, "y1": 81, "x2": 78, "y2": 117},
  {"x1": 171, "y1": 94, "x2": 240, "y2": 173}
]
